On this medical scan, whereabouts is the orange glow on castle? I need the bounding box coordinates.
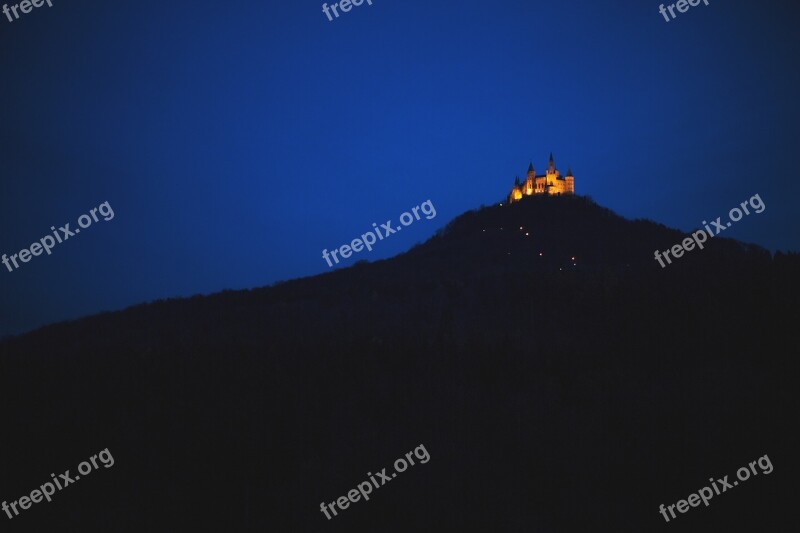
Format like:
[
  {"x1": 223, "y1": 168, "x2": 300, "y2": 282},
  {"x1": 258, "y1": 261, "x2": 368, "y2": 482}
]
[{"x1": 508, "y1": 153, "x2": 574, "y2": 203}]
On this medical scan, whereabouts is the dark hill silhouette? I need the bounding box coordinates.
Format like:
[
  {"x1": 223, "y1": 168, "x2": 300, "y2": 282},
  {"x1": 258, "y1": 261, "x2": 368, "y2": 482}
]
[{"x1": 1, "y1": 195, "x2": 798, "y2": 532}]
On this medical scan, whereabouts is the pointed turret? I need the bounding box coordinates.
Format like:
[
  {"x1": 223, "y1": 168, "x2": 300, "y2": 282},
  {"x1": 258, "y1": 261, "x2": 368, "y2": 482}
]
[
  {"x1": 548, "y1": 153, "x2": 555, "y2": 173},
  {"x1": 514, "y1": 176, "x2": 520, "y2": 186},
  {"x1": 565, "y1": 165, "x2": 575, "y2": 195},
  {"x1": 528, "y1": 162, "x2": 534, "y2": 173}
]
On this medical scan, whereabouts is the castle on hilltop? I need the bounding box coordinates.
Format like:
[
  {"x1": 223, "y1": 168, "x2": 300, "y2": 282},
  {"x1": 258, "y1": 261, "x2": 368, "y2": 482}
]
[{"x1": 508, "y1": 153, "x2": 574, "y2": 203}]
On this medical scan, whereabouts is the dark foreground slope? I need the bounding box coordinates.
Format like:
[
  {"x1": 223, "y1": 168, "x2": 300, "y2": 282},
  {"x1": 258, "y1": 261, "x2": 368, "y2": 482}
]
[{"x1": 1, "y1": 195, "x2": 798, "y2": 532}]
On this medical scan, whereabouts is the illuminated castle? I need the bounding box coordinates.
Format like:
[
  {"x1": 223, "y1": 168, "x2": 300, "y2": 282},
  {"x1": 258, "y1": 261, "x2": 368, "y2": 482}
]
[{"x1": 508, "y1": 153, "x2": 574, "y2": 203}]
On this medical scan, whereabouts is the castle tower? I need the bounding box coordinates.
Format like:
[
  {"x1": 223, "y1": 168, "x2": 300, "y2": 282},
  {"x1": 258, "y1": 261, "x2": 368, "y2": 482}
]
[
  {"x1": 546, "y1": 153, "x2": 559, "y2": 177},
  {"x1": 565, "y1": 167, "x2": 575, "y2": 194},
  {"x1": 525, "y1": 162, "x2": 535, "y2": 195},
  {"x1": 509, "y1": 176, "x2": 523, "y2": 203},
  {"x1": 545, "y1": 153, "x2": 559, "y2": 193}
]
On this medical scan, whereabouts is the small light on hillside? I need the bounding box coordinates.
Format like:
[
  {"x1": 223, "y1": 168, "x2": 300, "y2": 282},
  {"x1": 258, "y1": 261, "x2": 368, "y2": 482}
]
[{"x1": 525, "y1": 232, "x2": 529, "y2": 236}]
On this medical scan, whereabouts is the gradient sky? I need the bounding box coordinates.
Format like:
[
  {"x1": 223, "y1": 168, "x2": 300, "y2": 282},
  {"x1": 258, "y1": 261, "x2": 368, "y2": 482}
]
[{"x1": 1, "y1": 0, "x2": 799, "y2": 337}]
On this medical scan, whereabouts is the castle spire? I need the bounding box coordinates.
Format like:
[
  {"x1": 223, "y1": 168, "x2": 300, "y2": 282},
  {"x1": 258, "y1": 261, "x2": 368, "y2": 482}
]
[
  {"x1": 566, "y1": 167, "x2": 573, "y2": 177},
  {"x1": 528, "y1": 162, "x2": 534, "y2": 173},
  {"x1": 548, "y1": 153, "x2": 555, "y2": 172}
]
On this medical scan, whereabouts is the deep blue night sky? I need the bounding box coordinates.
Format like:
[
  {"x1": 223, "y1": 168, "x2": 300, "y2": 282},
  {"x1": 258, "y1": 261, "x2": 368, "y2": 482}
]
[{"x1": 1, "y1": 0, "x2": 799, "y2": 336}]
